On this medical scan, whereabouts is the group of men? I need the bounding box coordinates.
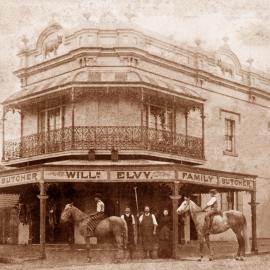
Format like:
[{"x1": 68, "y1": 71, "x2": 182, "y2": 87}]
[
  {"x1": 91, "y1": 194, "x2": 161, "y2": 259},
  {"x1": 91, "y1": 189, "x2": 219, "y2": 259}
]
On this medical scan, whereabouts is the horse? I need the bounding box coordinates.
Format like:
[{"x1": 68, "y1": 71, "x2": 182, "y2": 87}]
[
  {"x1": 44, "y1": 35, "x2": 62, "y2": 59},
  {"x1": 216, "y1": 58, "x2": 234, "y2": 77},
  {"x1": 60, "y1": 203, "x2": 128, "y2": 262},
  {"x1": 177, "y1": 197, "x2": 249, "y2": 261}
]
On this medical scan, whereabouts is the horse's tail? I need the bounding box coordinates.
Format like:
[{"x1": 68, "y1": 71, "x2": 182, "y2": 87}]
[
  {"x1": 122, "y1": 219, "x2": 128, "y2": 249},
  {"x1": 243, "y1": 215, "x2": 250, "y2": 254}
]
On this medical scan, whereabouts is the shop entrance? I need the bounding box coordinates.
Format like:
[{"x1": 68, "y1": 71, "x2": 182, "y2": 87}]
[
  {"x1": 44, "y1": 182, "x2": 174, "y2": 244},
  {"x1": 45, "y1": 182, "x2": 124, "y2": 244}
]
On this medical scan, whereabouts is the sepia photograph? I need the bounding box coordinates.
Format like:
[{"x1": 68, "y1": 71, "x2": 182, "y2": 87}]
[{"x1": 0, "y1": 0, "x2": 270, "y2": 269}]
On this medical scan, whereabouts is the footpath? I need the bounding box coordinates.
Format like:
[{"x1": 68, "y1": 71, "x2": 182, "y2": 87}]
[{"x1": 0, "y1": 239, "x2": 269, "y2": 267}]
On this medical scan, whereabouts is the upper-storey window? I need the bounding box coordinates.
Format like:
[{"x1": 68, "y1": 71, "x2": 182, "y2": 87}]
[
  {"x1": 48, "y1": 108, "x2": 61, "y2": 132},
  {"x1": 38, "y1": 106, "x2": 64, "y2": 133},
  {"x1": 220, "y1": 109, "x2": 240, "y2": 157},
  {"x1": 143, "y1": 103, "x2": 174, "y2": 143},
  {"x1": 224, "y1": 118, "x2": 236, "y2": 154},
  {"x1": 145, "y1": 104, "x2": 173, "y2": 132}
]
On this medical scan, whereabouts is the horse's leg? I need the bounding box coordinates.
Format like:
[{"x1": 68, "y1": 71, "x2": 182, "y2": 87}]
[
  {"x1": 235, "y1": 235, "x2": 241, "y2": 260},
  {"x1": 198, "y1": 235, "x2": 204, "y2": 261},
  {"x1": 205, "y1": 234, "x2": 214, "y2": 261},
  {"x1": 114, "y1": 234, "x2": 122, "y2": 263},
  {"x1": 232, "y1": 229, "x2": 244, "y2": 261},
  {"x1": 85, "y1": 236, "x2": 91, "y2": 262},
  {"x1": 237, "y1": 232, "x2": 245, "y2": 261}
]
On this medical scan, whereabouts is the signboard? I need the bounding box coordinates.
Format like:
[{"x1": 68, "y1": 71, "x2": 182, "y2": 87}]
[
  {"x1": 110, "y1": 170, "x2": 175, "y2": 181},
  {"x1": 218, "y1": 177, "x2": 254, "y2": 190},
  {"x1": 178, "y1": 171, "x2": 218, "y2": 186},
  {"x1": 44, "y1": 170, "x2": 175, "y2": 182},
  {"x1": 0, "y1": 168, "x2": 254, "y2": 191},
  {"x1": 178, "y1": 170, "x2": 255, "y2": 190},
  {"x1": 0, "y1": 171, "x2": 41, "y2": 187},
  {"x1": 44, "y1": 170, "x2": 108, "y2": 181}
]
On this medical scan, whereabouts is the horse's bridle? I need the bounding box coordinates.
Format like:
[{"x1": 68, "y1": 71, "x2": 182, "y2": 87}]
[
  {"x1": 61, "y1": 204, "x2": 73, "y2": 222},
  {"x1": 182, "y1": 199, "x2": 190, "y2": 213},
  {"x1": 178, "y1": 198, "x2": 190, "y2": 215}
]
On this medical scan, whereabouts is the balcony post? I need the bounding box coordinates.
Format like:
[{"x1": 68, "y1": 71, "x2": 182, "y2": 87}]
[
  {"x1": 184, "y1": 108, "x2": 189, "y2": 146},
  {"x1": 173, "y1": 97, "x2": 176, "y2": 144},
  {"x1": 20, "y1": 111, "x2": 24, "y2": 157},
  {"x1": 170, "y1": 180, "x2": 181, "y2": 259},
  {"x1": 37, "y1": 180, "x2": 48, "y2": 259},
  {"x1": 60, "y1": 96, "x2": 65, "y2": 151},
  {"x1": 1, "y1": 108, "x2": 6, "y2": 161},
  {"x1": 200, "y1": 105, "x2": 205, "y2": 159},
  {"x1": 140, "y1": 88, "x2": 145, "y2": 148},
  {"x1": 249, "y1": 183, "x2": 258, "y2": 254},
  {"x1": 71, "y1": 88, "x2": 75, "y2": 149}
]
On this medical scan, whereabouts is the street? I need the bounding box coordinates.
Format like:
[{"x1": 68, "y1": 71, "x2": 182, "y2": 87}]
[{"x1": 1, "y1": 254, "x2": 270, "y2": 270}]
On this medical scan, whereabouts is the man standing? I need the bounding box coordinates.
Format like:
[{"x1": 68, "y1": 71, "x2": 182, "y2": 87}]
[
  {"x1": 202, "y1": 189, "x2": 219, "y2": 234},
  {"x1": 121, "y1": 206, "x2": 136, "y2": 259},
  {"x1": 157, "y1": 208, "x2": 172, "y2": 258},
  {"x1": 139, "y1": 205, "x2": 158, "y2": 259}
]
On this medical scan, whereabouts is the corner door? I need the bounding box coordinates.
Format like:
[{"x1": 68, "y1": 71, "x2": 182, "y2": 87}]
[{"x1": 38, "y1": 107, "x2": 62, "y2": 153}]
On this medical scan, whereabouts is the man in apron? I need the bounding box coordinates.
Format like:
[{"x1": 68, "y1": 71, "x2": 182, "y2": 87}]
[{"x1": 139, "y1": 205, "x2": 158, "y2": 259}]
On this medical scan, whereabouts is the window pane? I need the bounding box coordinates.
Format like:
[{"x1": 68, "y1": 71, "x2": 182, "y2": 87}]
[
  {"x1": 225, "y1": 119, "x2": 235, "y2": 152},
  {"x1": 48, "y1": 108, "x2": 60, "y2": 131},
  {"x1": 39, "y1": 112, "x2": 46, "y2": 133}
]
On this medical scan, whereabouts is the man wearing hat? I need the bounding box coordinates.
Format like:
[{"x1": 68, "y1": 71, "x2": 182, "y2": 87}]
[
  {"x1": 202, "y1": 189, "x2": 219, "y2": 234},
  {"x1": 121, "y1": 206, "x2": 136, "y2": 260}
]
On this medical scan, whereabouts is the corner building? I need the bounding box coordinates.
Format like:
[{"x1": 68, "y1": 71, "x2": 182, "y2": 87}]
[{"x1": 1, "y1": 18, "x2": 269, "y2": 258}]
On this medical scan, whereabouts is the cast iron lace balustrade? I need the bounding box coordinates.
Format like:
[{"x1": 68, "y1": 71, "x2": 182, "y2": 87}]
[{"x1": 4, "y1": 126, "x2": 203, "y2": 160}]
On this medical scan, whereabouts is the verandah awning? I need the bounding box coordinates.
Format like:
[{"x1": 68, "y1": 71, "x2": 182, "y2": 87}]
[
  {"x1": 0, "y1": 161, "x2": 256, "y2": 192},
  {"x1": 2, "y1": 70, "x2": 205, "y2": 107}
]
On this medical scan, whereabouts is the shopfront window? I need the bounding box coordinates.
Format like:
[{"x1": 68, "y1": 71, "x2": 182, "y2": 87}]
[{"x1": 221, "y1": 191, "x2": 243, "y2": 211}]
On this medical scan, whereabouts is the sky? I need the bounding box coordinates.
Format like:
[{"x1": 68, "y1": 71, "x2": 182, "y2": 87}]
[{"x1": 1, "y1": 0, "x2": 270, "y2": 102}]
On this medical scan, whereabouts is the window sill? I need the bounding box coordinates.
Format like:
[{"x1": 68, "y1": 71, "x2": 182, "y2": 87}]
[{"x1": 223, "y1": 150, "x2": 238, "y2": 157}]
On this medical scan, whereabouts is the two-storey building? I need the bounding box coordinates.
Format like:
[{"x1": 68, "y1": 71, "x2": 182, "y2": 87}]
[{"x1": 1, "y1": 17, "x2": 268, "y2": 258}]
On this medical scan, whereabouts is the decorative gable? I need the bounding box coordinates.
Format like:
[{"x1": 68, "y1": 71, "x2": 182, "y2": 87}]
[
  {"x1": 35, "y1": 23, "x2": 64, "y2": 59},
  {"x1": 214, "y1": 39, "x2": 241, "y2": 78}
]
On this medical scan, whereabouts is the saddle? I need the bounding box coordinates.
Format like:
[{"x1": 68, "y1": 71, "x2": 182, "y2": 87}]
[
  {"x1": 214, "y1": 210, "x2": 223, "y2": 217},
  {"x1": 87, "y1": 212, "x2": 104, "y2": 236},
  {"x1": 205, "y1": 210, "x2": 223, "y2": 233},
  {"x1": 210, "y1": 211, "x2": 223, "y2": 223}
]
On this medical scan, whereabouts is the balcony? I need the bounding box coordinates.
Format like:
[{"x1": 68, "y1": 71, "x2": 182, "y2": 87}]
[{"x1": 3, "y1": 126, "x2": 204, "y2": 163}]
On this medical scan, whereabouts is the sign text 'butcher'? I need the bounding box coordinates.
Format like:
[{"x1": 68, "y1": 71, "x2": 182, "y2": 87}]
[{"x1": 0, "y1": 172, "x2": 41, "y2": 187}]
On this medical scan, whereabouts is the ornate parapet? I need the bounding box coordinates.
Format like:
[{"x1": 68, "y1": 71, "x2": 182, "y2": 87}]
[{"x1": 13, "y1": 20, "x2": 270, "y2": 103}]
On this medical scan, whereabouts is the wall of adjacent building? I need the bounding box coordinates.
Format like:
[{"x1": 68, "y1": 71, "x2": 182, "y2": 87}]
[{"x1": 198, "y1": 83, "x2": 270, "y2": 239}]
